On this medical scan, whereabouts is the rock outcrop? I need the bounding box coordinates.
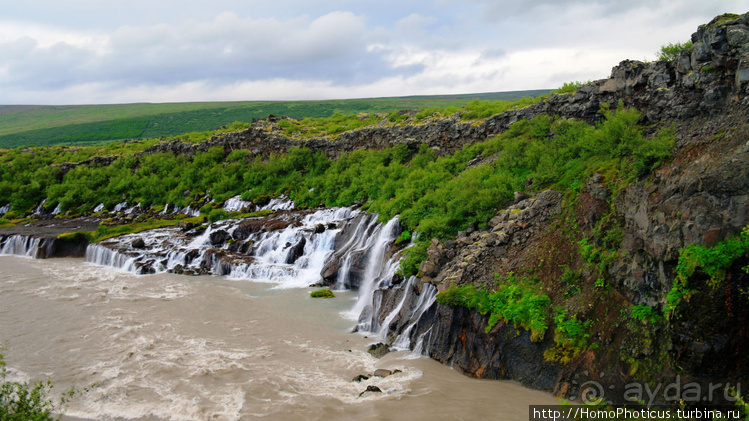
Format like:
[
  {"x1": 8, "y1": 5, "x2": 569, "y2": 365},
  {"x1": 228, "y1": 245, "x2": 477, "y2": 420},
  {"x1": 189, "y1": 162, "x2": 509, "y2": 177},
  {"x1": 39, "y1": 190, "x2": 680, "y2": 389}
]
[{"x1": 370, "y1": 12, "x2": 749, "y2": 406}]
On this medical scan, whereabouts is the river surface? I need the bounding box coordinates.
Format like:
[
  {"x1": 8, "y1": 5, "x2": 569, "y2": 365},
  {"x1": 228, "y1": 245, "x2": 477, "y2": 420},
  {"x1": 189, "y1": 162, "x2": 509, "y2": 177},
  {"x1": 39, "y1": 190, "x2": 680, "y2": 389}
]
[{"x1": 0, "y1": 255, "x2": 557, "y2": 420}]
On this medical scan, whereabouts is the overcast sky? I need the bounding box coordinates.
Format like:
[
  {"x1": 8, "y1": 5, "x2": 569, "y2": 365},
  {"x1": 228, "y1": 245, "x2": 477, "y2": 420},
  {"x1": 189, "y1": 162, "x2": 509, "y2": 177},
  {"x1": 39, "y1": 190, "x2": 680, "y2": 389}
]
[{"x1": 0, "y1": 1, "x2": 745, "y2": 104}]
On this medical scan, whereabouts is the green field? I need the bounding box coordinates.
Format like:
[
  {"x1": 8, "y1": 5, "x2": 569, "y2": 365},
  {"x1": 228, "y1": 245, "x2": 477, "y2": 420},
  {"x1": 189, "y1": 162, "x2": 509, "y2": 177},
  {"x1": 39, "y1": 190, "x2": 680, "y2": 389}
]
[{"x1": 0, "y1": 90, "x2": 551, "y2": 148}]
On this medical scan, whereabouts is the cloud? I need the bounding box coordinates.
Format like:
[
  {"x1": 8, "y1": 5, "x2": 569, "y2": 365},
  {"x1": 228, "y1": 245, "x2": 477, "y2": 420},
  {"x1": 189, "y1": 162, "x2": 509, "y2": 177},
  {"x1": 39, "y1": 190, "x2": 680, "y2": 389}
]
[
  {"x1": 0, "y1": 0, "x2": 746, "y2": 104},
  {"x1": 0, "y1": 10, "x2": 427, "y2": 102}
]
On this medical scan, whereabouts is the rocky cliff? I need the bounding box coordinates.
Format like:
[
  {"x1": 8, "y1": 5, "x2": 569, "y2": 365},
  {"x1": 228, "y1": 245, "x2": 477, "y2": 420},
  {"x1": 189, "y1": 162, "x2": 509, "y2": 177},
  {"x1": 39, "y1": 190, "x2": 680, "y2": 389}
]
[{"x1": 371, "y1": 12, "x2": 749, "y2": 406}]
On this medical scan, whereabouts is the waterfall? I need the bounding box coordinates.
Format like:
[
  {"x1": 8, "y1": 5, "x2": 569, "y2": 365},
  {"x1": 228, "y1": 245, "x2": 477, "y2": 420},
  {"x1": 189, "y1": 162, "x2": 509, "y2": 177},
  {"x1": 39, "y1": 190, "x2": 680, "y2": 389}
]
[
  {"x1": 113, "y1": 202, "x2": 128, "y2": 212},
  {"x1": 259, "y1": 196, "x2": 294, "y2": 211},
  {"x1": 376, "y1": 277, "x2": 415, "y2": 342},
  {"x1": 93, "y1": 203, "x2": 105, "y2": 213},
  {"x1": 347, "y1": 216, "x2": 400, "y2": 327},
  {"x1": 227, "y1": 207, "x2": 353, "y2": 288},
  {"x1": 85, "y1": 244, "x2": 138, "y2": 272},
  {"x1": 390, "y1": 283, "x2": 438, "y2": 350},
  {"x1": 31, "y1": 199, "x2": 47, "y2": 217},
  {"x1": 85, "y1": 207, "x2": 359, "y2": 288},
  {"x1": 0, "y1": 203, "x2": 10, "y2": 214},
  {"x1": 0, "y1": 235, "x2": 42, "y2": 258},
  {"x1": 223, "y1": 196, "x2": 253, "y2": 212},
  {"x1": 12, "y1": 201, "x2": 439, "y2": 357},
  {"x1": 331, "y1": 214, "x2": 380, "y2": 290}
]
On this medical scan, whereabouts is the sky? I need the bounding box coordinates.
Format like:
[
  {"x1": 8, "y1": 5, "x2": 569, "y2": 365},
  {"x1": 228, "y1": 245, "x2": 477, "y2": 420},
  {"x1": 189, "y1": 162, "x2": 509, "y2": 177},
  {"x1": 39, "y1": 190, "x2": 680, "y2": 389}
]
[{"x1": 0, "y1": 1, "x2": 745, "y2": 105}]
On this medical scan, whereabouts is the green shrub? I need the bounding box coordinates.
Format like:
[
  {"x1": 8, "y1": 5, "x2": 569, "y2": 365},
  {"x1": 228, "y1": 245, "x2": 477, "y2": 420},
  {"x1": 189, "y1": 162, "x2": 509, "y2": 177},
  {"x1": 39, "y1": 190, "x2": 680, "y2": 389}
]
[
  {"x1": 544, "y1": 310, "x2": 591, "y2": 363},
  {"x1": 0, "y1": 351, "x2": 64, "y2": 420},
  {"x1": 552, "y1": 81, "x2": 584, "y2": 94},
  {"x1": 394, "y1": 230, "x2": 412, "y2": 245},
  {"x1": 631, "y1": 304, "x2": 663, "y2": 324},
  {"x1": 436, "y1": 275, "x2": 551, "y2": 340},
  {"x1": 208, "y1": 209, "x2": 229, "y2": 223},
  {"x1": 56, "y1": 231, "x2": 92, "y2": 242},
  {"x1": 657, "y1": 41, "x2": 693, "y2": 62},
  {"x1": 310, "y1": 288, "x2": 335, "y2": 298},
  {"x1": 666, "y1": 226, "x2": 749, "y2": 317}
]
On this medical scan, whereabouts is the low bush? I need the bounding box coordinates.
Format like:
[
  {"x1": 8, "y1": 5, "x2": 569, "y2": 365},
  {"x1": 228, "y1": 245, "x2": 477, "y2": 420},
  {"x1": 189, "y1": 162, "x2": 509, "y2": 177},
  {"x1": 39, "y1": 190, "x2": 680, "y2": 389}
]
[{"x1": 310, "y1": 289, "x2": 335, "y2": 298}]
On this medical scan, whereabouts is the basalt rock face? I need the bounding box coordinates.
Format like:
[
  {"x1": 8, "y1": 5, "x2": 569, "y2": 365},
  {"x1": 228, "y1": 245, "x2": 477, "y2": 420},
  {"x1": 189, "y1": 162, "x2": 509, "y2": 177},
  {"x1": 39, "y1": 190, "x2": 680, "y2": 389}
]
[{"x1": 370, "y1": 13, "x2": 749, "y2": 404}]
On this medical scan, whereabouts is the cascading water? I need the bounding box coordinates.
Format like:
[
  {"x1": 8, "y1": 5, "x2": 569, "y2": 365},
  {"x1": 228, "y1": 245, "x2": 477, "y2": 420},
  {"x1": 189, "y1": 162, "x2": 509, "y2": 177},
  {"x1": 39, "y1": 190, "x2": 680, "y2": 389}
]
[
  {"x1": 0, "y1": 235, "x2": 42, "y2": 258},
  {"x1": 222, "y1": 195, "x2": 253, "y2": 212},
  {"x1": 225, "y1": 207, "x2": 353, "y2": 288},
  {"x1": 8, "y1": 200, "x2": 438, "y2": 356},
  {"x1": 390, "y1": 283, "x2": 438, "y2": 351},
  {"x1": 85, "y1": 206, "x2": 362, "y2": 288},
  {"x1": 376, "y1": 277, "x2": 415, "y2": 342},
  {"x1": 347, "y1": 217, "x2": 401, "y2": 329}
]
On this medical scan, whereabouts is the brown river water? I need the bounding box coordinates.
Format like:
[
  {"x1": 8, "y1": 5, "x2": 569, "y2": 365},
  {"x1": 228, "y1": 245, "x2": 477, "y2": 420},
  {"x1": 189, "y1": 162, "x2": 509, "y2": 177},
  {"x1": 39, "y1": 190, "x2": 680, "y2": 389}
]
[{"x1": 0, "y1": 255, "x2": 557, "y2": 420}]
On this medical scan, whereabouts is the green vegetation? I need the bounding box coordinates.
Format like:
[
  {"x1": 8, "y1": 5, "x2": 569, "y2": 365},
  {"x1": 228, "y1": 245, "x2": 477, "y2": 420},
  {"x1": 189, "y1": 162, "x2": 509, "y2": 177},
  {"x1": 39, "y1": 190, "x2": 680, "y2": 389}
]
[
  {"x1": 544, "y1": 310, "x2": 591, "y2": 364},
  {"x1": 0, "y1": 101, "x2": 676, "y2": 285},
  {"x1": 666, "y1": 225, "x2": 749, "y2": 317},
  {"x1": 552, "y1": 81, "x2": 585, "y2": 95},
  {"x1": 436, "y1": 274, "x2": 551, "y2": 340},
  {"x1": 630, "y1": 304, "x2": 663, "y2": 324},
  {"x1": 0, "y1": 91, "x2": 551, "y2": 148},
  {"x1": 277, "y1": 113, "x2": 383, "y2": 138},
  {"x1": 310, "y1": 288, "x2": 335, "y2": 298},
  {"x1": 656, "y1": 41, "x2": 693, "y2": 62},
  {"x1": 0, "y1": 351, "x2": 67, "y2": 420}
]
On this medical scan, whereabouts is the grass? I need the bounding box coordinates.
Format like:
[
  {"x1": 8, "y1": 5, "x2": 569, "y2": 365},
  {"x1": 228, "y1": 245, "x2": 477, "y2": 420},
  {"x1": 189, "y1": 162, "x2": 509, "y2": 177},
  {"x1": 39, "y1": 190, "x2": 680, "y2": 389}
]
[{"x1": 0, "y1": 90, "x2": 551, "y2": 148}]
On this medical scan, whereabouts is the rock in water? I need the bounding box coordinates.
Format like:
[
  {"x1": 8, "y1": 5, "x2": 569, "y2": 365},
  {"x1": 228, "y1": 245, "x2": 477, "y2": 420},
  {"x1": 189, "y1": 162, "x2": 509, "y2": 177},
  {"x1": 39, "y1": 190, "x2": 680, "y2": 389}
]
[
  {"x1": 373, "y1": 369, "x2": 392, "y2": 378},
  {"x1": 359, "y1": 385, "x2": 382, "y2": 397},
  {"x1": 367, "y1": 343, "x2": 390, "y2": 359}
]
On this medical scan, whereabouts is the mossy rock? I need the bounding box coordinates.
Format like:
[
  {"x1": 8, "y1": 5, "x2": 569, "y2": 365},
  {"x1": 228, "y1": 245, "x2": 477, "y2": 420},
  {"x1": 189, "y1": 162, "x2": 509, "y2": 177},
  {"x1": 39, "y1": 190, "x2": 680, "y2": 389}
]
[{"x1": 310, "y1": 288, "x2": 335, "y2": 299}]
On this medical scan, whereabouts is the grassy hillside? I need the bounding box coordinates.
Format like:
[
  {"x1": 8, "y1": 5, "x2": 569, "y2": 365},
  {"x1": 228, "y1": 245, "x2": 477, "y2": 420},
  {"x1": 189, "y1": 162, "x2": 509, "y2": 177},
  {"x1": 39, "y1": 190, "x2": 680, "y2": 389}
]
[{"x1": 0, "y1": 90, "x2": 551, "y2": 148}]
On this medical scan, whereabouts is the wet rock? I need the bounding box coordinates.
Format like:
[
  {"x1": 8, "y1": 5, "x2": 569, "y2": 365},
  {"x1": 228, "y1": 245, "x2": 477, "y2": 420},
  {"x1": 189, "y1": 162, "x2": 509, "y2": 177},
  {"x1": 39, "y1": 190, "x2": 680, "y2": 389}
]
[
  {"x1": 352, "y1": 374, "x2": 369, "y2": 382},
  {"x1": 209, "y1": 230, "x2": 230, "y2": 246},
  {"x1": 131, "y1": 238, "x2": 146, "y2": 249},
  {"x1": 359, "y1": 385, "x2": 382, "y2": 397},
  {"x1": 314, "y1": 223, "x2": 326, "y2": 234},
  {"x1": 285, "y1": 237, "x2": 306, "y2": 264},
  {"x1": 367, "y1": 343, "x2": 390, "y2": 359},
  {"x1": 373, "y1": 369, "x2": 393, "y2": 377}
]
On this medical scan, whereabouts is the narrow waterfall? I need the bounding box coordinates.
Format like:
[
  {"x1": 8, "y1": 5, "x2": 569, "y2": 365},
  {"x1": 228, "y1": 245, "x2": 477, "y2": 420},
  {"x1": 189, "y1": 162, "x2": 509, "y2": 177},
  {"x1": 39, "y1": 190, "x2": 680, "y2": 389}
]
[
  {"x1": 390, "y1": 283, "x2": 438, "y2": 350},
  {"x1": 347, "y1": 216, "x2": 401, "y2": 329},
  {"x1": 376, "y1": 277, "x2": 415, "y2": 342}
]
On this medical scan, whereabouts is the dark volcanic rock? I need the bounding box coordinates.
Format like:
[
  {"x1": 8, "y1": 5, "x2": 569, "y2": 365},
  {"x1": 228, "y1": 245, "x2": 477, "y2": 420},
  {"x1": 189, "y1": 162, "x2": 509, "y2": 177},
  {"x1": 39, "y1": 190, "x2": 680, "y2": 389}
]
[
  {"x1": 209, "y1": 230, "x2": 230, "y2": 246},
  {"x1": 284, "y1": 237, "x2": 306, "y2": 264},
  {"x1": 359, "y1": 385, "x2": 382, "y2": 397},
  {"x1": 367, "y1": 343, "x2": 390, "y2": 359}
]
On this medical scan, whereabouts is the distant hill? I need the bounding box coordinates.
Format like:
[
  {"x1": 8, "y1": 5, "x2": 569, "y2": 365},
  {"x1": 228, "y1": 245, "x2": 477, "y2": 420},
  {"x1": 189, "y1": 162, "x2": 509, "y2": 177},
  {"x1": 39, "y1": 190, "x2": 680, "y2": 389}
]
[{"x1": 0, "y1": 90, "x2": 551, "y2": 148}]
